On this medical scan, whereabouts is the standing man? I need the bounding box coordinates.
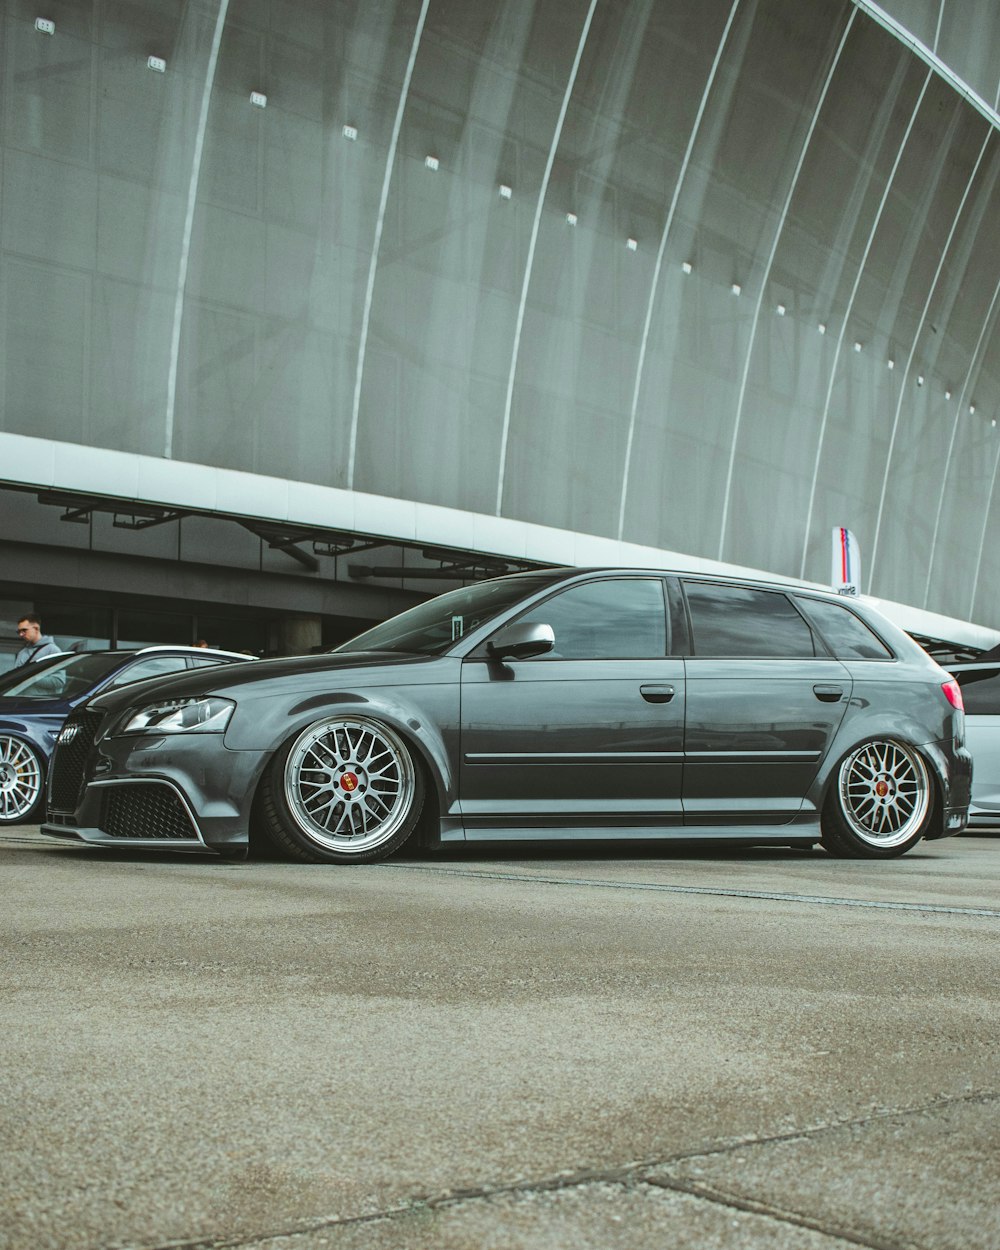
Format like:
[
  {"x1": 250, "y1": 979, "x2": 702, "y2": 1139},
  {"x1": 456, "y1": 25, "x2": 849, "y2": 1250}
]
[{"x1": 14, "y1": 616, "x2": 62, "y2": 667}]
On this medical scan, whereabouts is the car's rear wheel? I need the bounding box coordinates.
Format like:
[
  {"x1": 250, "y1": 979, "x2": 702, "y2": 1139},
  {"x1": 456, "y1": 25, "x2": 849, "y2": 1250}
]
[
  {"x1": 821, "y1": 738, "x2": 932, "y2": 858},
  {"x1": 257, "y1": 715, "x2": 424, "y2": 863},
  {"x1": 0, "y1": 735, "x2": 45, "y2": 825}
]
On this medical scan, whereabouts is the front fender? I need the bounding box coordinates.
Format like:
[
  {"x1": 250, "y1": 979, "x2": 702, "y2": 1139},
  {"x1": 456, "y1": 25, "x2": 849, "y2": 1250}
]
[
  {"x1": 225, "y1": 686, "x2": 459, "y2": 833},
  {"x1": 0, "y1": 720, "x2": 56, "y2": 760}
]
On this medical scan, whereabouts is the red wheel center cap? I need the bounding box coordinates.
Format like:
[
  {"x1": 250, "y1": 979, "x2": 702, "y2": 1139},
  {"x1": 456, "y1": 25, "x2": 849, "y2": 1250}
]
[
  {"x1": 340, "y1": 771, "x2": 359, "y2": 792},
  {"x1": 875, "y1": 780, "x2": 890, "y2": 797}
]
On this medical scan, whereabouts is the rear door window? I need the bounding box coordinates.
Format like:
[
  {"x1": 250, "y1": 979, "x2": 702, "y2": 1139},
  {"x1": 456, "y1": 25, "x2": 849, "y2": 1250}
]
[{"x1": 683, "y1": 582, "x2": 820, "y2": 658}]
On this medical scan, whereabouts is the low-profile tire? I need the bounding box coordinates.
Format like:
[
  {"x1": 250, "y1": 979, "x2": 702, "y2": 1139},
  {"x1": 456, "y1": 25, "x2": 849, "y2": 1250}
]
[
  {"x1": 820, "y1": 738, "x2": 933, "y2": 859},
  {"x1": 0, "y1": 735, "x2": 45, "y2": 825},
  {"x1": 257, "y1": 715, "x2": 425, "y2": 864}
]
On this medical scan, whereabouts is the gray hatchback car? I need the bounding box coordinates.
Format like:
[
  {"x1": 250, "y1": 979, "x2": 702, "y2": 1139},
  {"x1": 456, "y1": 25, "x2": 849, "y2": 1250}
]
[{"x1": 41, "y1": 568, "x2": 971, "y2": 863}]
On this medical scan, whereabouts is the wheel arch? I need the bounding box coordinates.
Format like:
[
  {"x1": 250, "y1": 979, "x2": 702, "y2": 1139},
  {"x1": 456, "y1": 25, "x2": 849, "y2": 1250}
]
[
  {"x1": 247, "y1": 696, "x2": 453, "y2": 845},
  {"x1": 807, "y1": 711, "x2": 949, "y2": 818}
]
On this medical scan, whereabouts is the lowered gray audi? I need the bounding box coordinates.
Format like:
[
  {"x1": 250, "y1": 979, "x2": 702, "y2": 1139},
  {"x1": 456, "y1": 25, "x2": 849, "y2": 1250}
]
[{"x1": 41, "y1": 568, "x2": 971, "y2": 862}]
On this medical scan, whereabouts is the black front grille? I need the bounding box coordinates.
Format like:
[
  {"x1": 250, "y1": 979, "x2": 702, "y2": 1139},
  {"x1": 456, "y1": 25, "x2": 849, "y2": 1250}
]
[
  {"x1": 48, "y1": 711, "x2": 106, "y2": 812},
  {"x1": 100, "y1": 784, "x2": 198, "y2": 840}
]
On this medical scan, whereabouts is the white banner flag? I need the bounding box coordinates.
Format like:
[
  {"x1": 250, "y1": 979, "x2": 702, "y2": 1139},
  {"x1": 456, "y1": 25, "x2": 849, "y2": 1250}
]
[{"x1": 832, "y1": 527, "x2": 860, "y2": 596}]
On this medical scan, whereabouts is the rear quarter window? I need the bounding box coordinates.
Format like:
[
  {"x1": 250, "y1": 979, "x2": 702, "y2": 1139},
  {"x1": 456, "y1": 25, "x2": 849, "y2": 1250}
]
[{"x1": 795, "y1": 597, "x2": 893, "y2": 660}]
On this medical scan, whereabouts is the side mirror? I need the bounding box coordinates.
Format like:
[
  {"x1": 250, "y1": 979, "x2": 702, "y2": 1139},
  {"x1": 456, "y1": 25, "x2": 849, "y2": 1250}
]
[{"x1": 486, "y1": 621, "x2": 554, "y2": 661}]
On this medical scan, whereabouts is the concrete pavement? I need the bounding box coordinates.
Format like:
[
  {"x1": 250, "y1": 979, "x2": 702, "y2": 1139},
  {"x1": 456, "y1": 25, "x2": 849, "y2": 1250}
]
[{"x1": 2, "y1": 827, "x2": 998, "y2": 1249}]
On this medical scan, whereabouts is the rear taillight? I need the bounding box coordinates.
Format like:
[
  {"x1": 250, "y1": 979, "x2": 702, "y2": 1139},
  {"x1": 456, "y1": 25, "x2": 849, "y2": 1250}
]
[{"x1": 942, "y1": 679, "x2": 964, "y2": 712}]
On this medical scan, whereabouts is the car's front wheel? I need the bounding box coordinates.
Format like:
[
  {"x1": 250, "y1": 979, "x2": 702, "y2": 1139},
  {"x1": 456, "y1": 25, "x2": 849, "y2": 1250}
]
[
  {"x1": 0, "y1": 735, "x2": 45, "y2": 825},
  {"x1": 257, "y1": 715, "x2": 424, "y2": 863},
  {"x1": 820, "y1": 738, "x2": 933, "y2": 858}
]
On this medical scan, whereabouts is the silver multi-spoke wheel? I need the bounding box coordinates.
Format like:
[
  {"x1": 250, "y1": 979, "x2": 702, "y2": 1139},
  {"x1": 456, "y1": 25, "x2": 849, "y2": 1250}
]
[
  {"x1": 282, "y1": 716, "x2": 417, "y2": 856},
  {"x1": 0, "y1": 735, "x2": 44, "y2": 824},
  {"x1": 836, "y1": 739, "x2": 930, "y2": 850}
]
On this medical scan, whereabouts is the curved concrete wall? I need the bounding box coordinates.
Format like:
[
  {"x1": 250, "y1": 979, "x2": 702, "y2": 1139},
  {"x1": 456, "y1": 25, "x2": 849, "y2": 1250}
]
[{"x1": 1, "y1": 0, "x2": 998, "y2": 625}]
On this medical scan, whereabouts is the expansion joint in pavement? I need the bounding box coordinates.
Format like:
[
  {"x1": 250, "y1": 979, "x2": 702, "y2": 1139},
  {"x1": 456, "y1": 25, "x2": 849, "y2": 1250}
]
[
  {"x1": 385, "y1": 863, "x2": 1000, "y2": 917},
  {"x1": 132, "y1": 1088, "x2": 995, "y2": 1250},
  {"x1": 638, "y1": 1174, "x2": 913, "y2": 1250}
]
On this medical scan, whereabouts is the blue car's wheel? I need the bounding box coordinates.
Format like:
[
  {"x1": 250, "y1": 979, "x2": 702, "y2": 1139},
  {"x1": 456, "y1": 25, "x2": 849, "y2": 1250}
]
[{"x1": 0, "y1": 735, "x2": 45, "y2": 825}]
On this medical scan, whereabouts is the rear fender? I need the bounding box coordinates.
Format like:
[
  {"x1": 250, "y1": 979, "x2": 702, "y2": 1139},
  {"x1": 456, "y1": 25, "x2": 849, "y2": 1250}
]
[{"x1": 805, "y1": 711, "x2": 953, "y2": 817}]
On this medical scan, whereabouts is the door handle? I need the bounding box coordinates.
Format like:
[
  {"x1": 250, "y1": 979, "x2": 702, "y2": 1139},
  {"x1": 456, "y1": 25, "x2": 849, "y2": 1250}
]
[
  {"x1": 640, "y1": 684, "x2": 675, "y2": 704},
  {"x1": 813, "y1": 684, "x2": 844, "y2": 702}
]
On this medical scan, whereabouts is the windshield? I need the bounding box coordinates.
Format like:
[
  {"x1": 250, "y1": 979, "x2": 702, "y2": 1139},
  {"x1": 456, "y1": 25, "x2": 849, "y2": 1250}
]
[
  {"x1": 0, "y1": 653, "x2": 130, "y2": 700},
  {"x1": 335, "y1": 573, "x2": 562, "y2": 656}
]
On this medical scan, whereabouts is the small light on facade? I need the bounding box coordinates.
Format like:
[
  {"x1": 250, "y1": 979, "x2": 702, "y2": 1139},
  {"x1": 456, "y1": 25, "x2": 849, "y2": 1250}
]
[
  {"x1": 626, "y1": 237, "x2": 638, "y2": 252},
  {"x1": 250, "y1": 91, "x2": 267, "y2": 108},
  {"x1": 424, "y1": 155, "x2": 439, "y2": 171},
  {"x1": 342, "y1": 124, "x2": 358, "y2": 141},
  {"x1": 35, "y1": 17, "x2": 55, "y2": 34},
  {"x1": 147, "y1": 55, "x2": 166, "y2": 72},
  {"x1": 498, "y1": 184, "x2": 512, "y2": 200},
  {"x1": 681, "y1": 261, "x2": 692, "y2": 274},
  {"x1": 776, "y1": 303, "x2": 786, "y2": 316},
  {"x1": 853, "y1": 341, "x2": 862, "y2": 353},
  {"x1": 731, "y1": 282, "x2": 741, "y2": 296},
  {"x1": 566, "y1": 212, "x2": 578, "y2": 226},
  {"x1": 818, "y1": 322, "x2": 826, "y2": 335}
]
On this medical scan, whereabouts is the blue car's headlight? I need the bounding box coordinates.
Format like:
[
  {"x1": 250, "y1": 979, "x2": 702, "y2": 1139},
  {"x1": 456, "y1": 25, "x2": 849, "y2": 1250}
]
[{"x1": 116, "y1": 696, "x2": 235, "y2": 736}]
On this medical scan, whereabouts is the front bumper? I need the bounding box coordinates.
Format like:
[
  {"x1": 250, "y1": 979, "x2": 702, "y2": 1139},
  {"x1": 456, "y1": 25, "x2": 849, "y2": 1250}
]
[{"x1": 41, "y1": 731, "x2": 268, "y2": 854}]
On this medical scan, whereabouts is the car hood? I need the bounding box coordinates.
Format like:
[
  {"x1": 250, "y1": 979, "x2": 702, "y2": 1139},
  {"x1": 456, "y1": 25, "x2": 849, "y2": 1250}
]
[
  {"x1": 0, "y1": 696, "x2": 69, "y2": 715},
  {"x1": 86, "y1": 651, "x2": 445, "y2": 713}
]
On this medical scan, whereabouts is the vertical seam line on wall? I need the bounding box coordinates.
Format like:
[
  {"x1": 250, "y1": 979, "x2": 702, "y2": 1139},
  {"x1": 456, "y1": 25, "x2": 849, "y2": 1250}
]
[
  {"x1": 969, "y1": 438, "x2": 1000, "y2": 618},
  {"x1": 615, "y1": 0, "x2": 741, "y2": 542},
  {"x1": 924, "y1": 77, "x2": 1000, "y2": 608},
  {"x1": 798, "y1": 67, "x2": 934, "y2": 580},
  {"x1": 494, "y1": 0, "x2": 599, "y2": 517},
  {"x1": 715, "y1": 9, "x2": 855, "y2": 561},
  {"x1": 346, "y1": 0, "x2": 431, "y2": 491},
  {"x1": 164, "y1": 0, "x2": 230, "y2": 460},
  {"x1": 868, "y1": 123, "x2": 992, "y2": 592},
  {"x1": 923, "y1": 271, "x2": 1000, "y2": 606}
]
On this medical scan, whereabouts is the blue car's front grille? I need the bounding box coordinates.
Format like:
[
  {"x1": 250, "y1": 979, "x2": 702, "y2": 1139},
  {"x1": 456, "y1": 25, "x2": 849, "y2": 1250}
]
[
  {"x1": 100, "y1": 784, "x2": 197, "y2": 841},
  {"x1": 48, "y1": 711, "x2": 106, "y2": 813}
]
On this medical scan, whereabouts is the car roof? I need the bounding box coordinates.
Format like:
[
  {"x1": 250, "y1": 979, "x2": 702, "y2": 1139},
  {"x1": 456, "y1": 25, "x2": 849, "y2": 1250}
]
[{"x1": 569, "y1": 566, "x2": 856, "y2": 598}]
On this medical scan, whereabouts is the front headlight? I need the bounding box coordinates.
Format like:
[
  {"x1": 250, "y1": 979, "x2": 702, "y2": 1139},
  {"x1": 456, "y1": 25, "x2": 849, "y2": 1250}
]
[{"x1": 116, "y1": 696, "x2": 235, "y2": 736}]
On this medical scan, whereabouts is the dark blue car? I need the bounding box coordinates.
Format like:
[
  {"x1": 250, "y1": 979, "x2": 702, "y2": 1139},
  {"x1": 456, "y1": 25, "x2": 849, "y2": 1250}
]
[{"x1": 0, "y1": 647, "x2": 250, "y2": 824}]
